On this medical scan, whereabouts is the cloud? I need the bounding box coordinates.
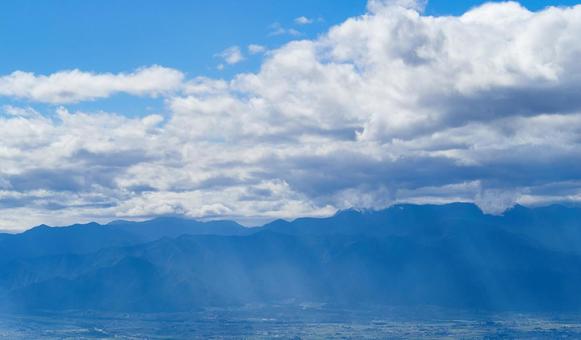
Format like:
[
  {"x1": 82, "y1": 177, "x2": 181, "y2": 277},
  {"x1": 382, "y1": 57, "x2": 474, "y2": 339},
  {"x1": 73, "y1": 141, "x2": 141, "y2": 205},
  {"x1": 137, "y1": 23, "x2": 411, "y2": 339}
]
[
  {"x1": 0, "y1": 66, "x2": 184, "y2": 104},
  {"x1": 367, "y1": 0, "x2": 428, "y2": 13},
  {"x1": 269, "y1": 23, "x2": 301, "y2": 37},
  {"x1": 217, "y1": 46, "x2": 245, "y2": 65},
  {"x1": 294, "y1": 16, "x2": 314, "y2": 25},
  {"x1": 248, "y1": 44, "x2": 267, "y2": 55},
  {"x1": 2, "y1": 1, "x2": 581, "y2": 229}
]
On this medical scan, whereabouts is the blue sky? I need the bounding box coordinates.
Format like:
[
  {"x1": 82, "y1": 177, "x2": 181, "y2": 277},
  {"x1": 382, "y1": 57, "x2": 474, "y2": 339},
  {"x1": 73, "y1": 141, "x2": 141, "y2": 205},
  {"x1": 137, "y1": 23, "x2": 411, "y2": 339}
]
[
  {"x1": 0, "y1": 0, "x2": 581, "y2": 230},
  {"x1": 0, "y1": 1, "x2": 365, "y2": 76}
]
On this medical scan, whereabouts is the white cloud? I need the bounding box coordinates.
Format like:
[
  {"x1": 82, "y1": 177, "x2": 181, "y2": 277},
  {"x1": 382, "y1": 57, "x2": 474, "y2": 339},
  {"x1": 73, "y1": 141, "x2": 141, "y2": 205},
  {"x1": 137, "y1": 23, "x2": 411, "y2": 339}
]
[
  {"x1": 0, "y1": 66, "x2": 184, "y2": 104},
  {"x1": 269, "y1": 23, "x2": 301, "y2": 37},
  {"x1": 217, "y1": 46, "x2": 244, "y2": 65},
  {"x1": 367, "y1": 0, "x2": 427, "y2": 13},
  {"x1": 182, "y1": 77, "x2": 229, "y2": 95},
  {"x1": 2, "y1": 1, "x2": 581, "y2": 230},
  {"x1": 294, "y1": 16, "x2": 314, "y2": 25},
  {"x1": 248, "y1": 44, "x2": 267, "y2": 55}
]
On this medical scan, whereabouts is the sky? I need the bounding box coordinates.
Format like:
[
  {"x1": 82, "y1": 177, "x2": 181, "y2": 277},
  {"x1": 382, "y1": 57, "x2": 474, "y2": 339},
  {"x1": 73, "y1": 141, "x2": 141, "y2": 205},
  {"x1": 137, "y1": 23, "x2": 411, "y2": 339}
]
[{"x1": 0, "y1": 0, "x2": 580, "y2": 230}]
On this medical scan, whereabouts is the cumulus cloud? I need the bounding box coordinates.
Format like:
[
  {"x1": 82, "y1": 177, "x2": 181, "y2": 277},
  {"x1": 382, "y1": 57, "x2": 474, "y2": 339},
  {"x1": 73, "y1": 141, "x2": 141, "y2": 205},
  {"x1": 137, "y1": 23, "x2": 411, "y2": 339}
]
[
  {"x1": 1, "y1": 1, "x2": 581, "y2": 229},
  {"x1": 269, "y1": 23, "x2": 301, "y2": 37},
  {"x1": 0, "y1": 66, "x2": 184, "y2": 104},
  {"x1": 248, "y1": 44, "x2": 267, "y2": 55},
  {"x1": 217, "y1": 46, "x2": 245, "y2": 65},
  {"x1": 367, "y1": 0, "x2": 428, "y2": 13},
  {"x1": 294, "y1": 16, "x2": 314, "y2": 25}
]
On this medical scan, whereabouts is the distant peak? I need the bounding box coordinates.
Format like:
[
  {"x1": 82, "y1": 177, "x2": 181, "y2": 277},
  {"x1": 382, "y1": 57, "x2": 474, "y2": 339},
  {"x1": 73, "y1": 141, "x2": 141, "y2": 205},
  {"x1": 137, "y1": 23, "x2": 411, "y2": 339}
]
[
  {"x1": 334, "y1": 207, "x2": 366, "y2": 217},
  {"x1": 22, "y1": 224, "x2": 52, "y2": 234},
  {"x1": 502, "y1": 204, "x2": 529, "y2": 215},
  {"x1": 80, "y1": 222, "x2": 101, "y2": 227},
  {"x1": 34, "y1": 224, "x2": 51, "y2": 229}
]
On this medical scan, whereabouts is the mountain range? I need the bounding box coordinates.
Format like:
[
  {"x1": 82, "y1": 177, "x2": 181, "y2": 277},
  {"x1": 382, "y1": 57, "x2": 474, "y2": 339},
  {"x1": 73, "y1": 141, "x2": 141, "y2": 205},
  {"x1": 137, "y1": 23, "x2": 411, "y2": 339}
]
[{"x1": 1, "y1": 203, "x2": 581, "y2": 313}]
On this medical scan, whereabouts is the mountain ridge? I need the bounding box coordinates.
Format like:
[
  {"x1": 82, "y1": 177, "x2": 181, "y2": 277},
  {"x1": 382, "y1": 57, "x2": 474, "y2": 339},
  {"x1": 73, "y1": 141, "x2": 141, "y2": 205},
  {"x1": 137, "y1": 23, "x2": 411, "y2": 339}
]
[{"x1": 1, "y1": 202, "x2": 581, "y2": 313}]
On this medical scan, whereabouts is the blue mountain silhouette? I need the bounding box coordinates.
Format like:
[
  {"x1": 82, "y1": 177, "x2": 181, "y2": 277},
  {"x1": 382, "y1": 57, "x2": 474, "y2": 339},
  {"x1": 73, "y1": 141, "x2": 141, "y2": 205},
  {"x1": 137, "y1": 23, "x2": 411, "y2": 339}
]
[{"x1": 1, "y1": 203, "x2": 581, "y2": 313}]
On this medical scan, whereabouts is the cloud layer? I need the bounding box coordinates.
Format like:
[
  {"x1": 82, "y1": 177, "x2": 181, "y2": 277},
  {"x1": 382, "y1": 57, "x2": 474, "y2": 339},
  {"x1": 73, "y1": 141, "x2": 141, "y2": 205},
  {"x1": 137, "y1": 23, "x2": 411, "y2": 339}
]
[
  {"x1": 0, "y1": 66, "x2": 184, "y2": 104},
  {"x1": 1, "y1": 1, "x2": 581, "y2": 230}
]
